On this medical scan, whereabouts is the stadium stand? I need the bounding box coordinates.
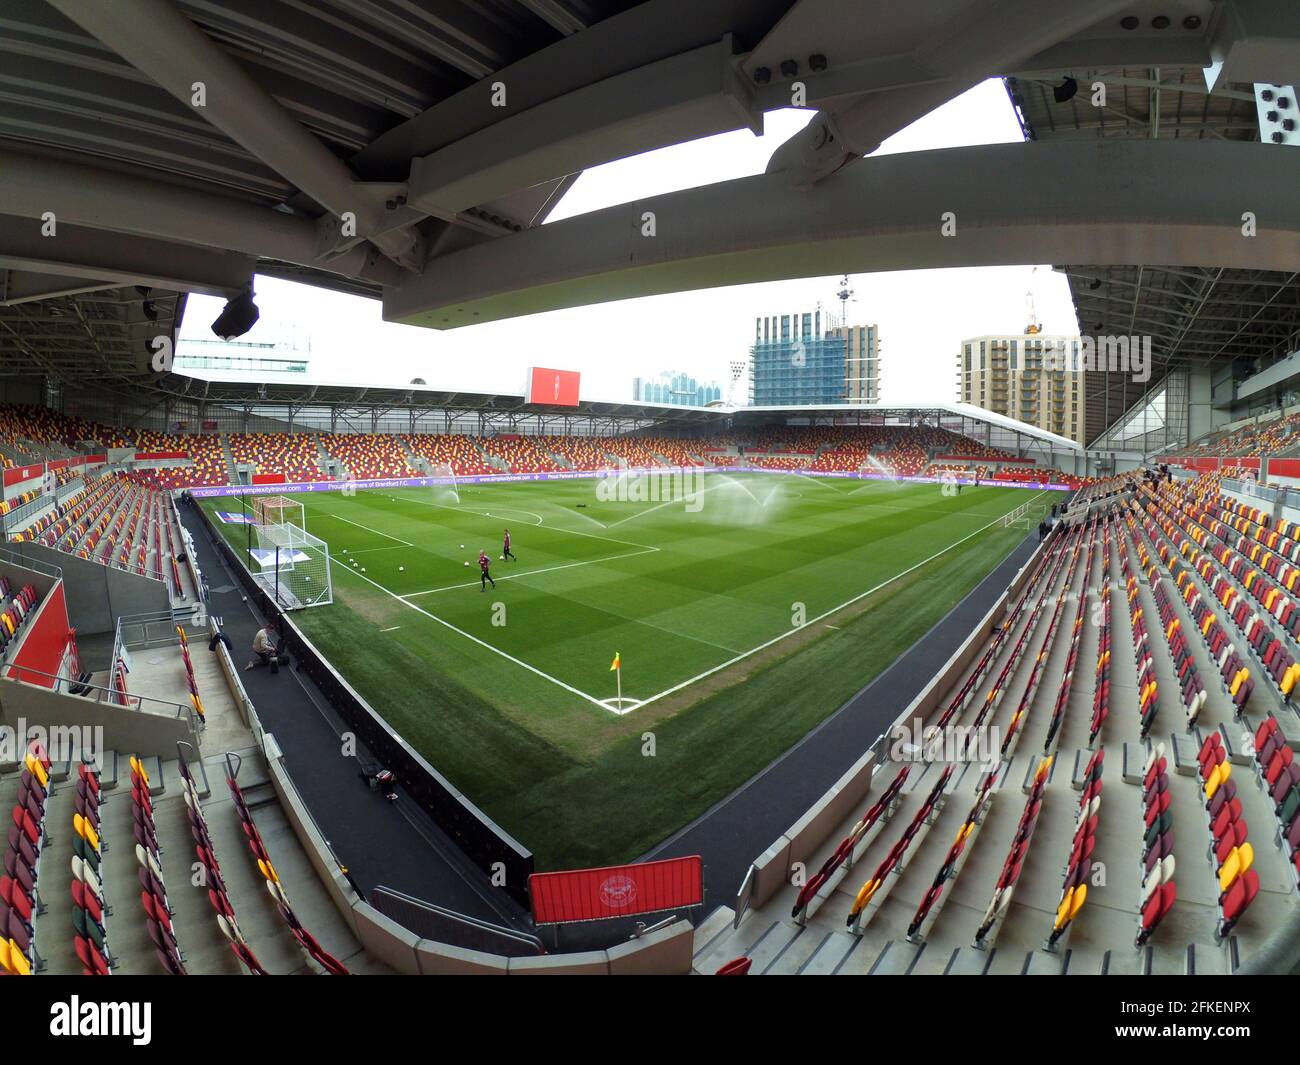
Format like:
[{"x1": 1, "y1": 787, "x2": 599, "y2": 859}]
[
  {"x1": 404, "y1": 433, "x2": 497, "y2": 475},
  {"x1": 229, "y1": 433, "x2": 329, "y2": 483},
  {"x1": 0, "y1": 407, "x2": 1083, "y2": 489},
  {"x1": 1177, "y1": 412, "x2": 1300, "y2": 458},
  {"x1": 695, "y1": 475, "x2": 1298, "y2": 975},
  {"x1": 321, "y1": 434, "x2": 415, "y2": 479}
]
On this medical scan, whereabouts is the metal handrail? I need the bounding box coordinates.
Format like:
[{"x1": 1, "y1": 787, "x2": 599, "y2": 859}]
[
  {"x1": 3, "y1": 661, "x2": 197, "y2": 726},
  {"x1": 114, "y1": 609, "x2": 187, "y2": 653},
  {"x1": 732, "y1": 864, "x2": 756, "y2": 930},
  {"x1": 370, "y1": 885, "x2": 545, "y2": 956},
  {"x1": 0, "y1": 546, "x2": 62, "y2": 580}
]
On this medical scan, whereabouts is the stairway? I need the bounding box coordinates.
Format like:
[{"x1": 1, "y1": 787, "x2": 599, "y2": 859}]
[
  {"x1": 399, "y1": 437, "x2": 432, "y2": 475},
  {"x1": 314, "y1": 434, "x2": 334, "y2": 479},
  {"x1": 477, "y1": 440, "x2": 509, "y2": 473},
  {"x1": 220, "y1": 434, "x2": 238, "y2": 485},
  {"x1": 16, "y1": 746, "x2": 365, "y2": 976}
]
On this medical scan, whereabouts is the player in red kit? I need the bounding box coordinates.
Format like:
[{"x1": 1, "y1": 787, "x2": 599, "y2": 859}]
[
  {"x1": 478, "y1": 549, "x2": 495, "y2": 592},
  {"x1": 502, "y1": 527, "x2": 516, "y2": 562}
]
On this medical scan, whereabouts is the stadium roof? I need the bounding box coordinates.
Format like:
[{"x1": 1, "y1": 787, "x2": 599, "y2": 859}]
[
  {"x1": 1005, "y1": 62, "x2": 1300, "y2": 445},
  {"x1": 740, "y1": 402, "x2": 1084, "y2": 450},
  {"x1": 125, "y1": 373, "x2": 1081, "y2": 449},
  {"x1": 2, "y1": 1, "x2": 1296, "y2": 426}
]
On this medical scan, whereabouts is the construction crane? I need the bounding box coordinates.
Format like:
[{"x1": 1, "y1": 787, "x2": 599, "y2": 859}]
[{"x1": 1024, "y1": 276, "x2": 1042, "y2": 335}]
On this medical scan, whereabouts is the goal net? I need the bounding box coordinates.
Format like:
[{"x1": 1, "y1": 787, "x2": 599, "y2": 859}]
[
  {"x1": 252, "y1": 495, "x2": 305, "y2": 531},
  {"x1": 248, "y1": 497, "x2": 332, "y2": 609}
]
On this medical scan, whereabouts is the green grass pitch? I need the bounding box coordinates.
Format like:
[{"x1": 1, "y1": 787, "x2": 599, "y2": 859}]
[{"x1": 202, "y1": 474, "x2": 1047, "y2": 869}]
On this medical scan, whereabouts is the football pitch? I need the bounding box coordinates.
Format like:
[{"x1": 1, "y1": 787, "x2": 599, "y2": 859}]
[{"x1": 202, "y1": 474, "x2": 1047, "y2": 868}]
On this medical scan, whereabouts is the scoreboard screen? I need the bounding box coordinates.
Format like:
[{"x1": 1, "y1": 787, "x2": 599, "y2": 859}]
[{"x1": 525, "y1": 367, "x2": 580, "y2": 407}]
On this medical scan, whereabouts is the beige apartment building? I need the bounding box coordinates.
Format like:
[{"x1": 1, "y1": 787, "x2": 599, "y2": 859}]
[
  {"x1": 958, "y1": 334, "x2": 1088, "y2": 446},
  {"x1": 833, "y1": 324, "x2": 881, "y2": 403}
]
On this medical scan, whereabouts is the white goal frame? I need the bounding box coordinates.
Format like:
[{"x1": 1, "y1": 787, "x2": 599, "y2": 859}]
[
  {"x1": 252, "y1": 495, "x2": 305, "y2": 531},
  {"x1": 248, "y1": 496, "x2": 331, "y2": 609}
]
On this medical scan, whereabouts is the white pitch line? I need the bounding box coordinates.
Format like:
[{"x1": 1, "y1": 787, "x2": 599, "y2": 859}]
[
  {"x1": 402, "y1": 547, "x2": 658, "y2": 596},
  {"x1": 602, "y1": 479, "x2": 749, "y2": 530},
  {"x1": 403, "y1": 494, "x2": 651, "y2": 551},
  {"x1": 316, "y1": 509, "x2": 415, "y2": 547},
  {"x1": 379, "y1": 626, "x2": 402, "y2": 632},
  {"x1": 333, "y1": 483, "x2": 1043, "y2": 716},
  {"x1": 481, "y1": 506, "x2": 545, "y2": 525},
  {"x1": 625, "y1": 490, "x2": 1048, "y2": 712},
  {"x1": 337, "y1": 563, "x2": 616, "y2": 712}
]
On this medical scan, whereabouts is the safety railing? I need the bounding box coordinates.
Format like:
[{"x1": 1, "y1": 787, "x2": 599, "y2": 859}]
[{"x1": 369, "y1": 886, "x2": 544, "y2": 958}]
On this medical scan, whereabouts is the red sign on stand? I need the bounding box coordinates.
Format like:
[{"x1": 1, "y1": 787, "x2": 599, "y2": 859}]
[{"x1": 528, "y1": 856, "x2": 702, "y2": 925}]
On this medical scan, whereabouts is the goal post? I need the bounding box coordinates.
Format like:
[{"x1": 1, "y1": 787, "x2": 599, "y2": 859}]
[
  {"x1": 251, "y1": 495, "x2": 305, "y2": 531},
  {"x1": 247, "y1": 495, "x2": 332, "y2": 609}
]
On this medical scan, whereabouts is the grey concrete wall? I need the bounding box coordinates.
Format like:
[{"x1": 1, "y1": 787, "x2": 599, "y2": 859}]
[
  {"x1": 0, "y1": 676, "x2": 198, "y2": 761},
  {"x1": 8, "y1": 543, "x2": 170, "y2": 635},
  {"x1": 1187, "y1": 364, "x2": 1220, "y2": 441}
]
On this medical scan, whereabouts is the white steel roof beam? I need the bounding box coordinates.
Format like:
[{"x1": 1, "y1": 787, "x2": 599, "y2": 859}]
[
  {"x1": 384, "y1": 138, "x2": 1300, "y2": 329},
  {"x1": 45, "y1": 0, "x2": 423, "y2": 271}
]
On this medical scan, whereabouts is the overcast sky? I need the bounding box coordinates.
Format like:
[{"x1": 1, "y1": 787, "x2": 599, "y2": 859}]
[{"x1": 178, "y1": 78, "x2": 1079, "y2": 404}]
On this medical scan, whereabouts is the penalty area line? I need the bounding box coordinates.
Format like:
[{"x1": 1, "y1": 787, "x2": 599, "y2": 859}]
[
  {"x1": 337, "y1": 564, "x2": 621, "y2": 714},
  {"x1": 305, "y1": 503, "x2": 416, "y2": 547},
  {"x1": 627, "y1": 490, "x2": 1048, "y2": 713},
  {"x1": 401, "y1": 546, "x2": 659, "y2": 597}
]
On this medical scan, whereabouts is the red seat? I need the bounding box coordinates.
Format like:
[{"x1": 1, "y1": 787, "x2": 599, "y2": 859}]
[
  {"x1": 74, "y1": 935, "x2": 110, "y2": 976},
  {"x1": 1266, "y1": 746, "x2": 1295, "y2": 786},
  {"x1": 1145, "y1": 790, "x2": 1172, "y2": 826},
  {"x1": 1137, "y1": 880, "x2": 1176, "y2": 945},
  {"x1": 10, "y1": 806, "x2": 37, "y2": 846},
  {"x1": 1219, "y1": 868, "x2": 1261, "y2": 933},
  {"x1": 71, "y1": 880, "x2": 104, "y2": 925},
  {"x1": 1214, "y1": 821, "x2": 1249, "y2": 864}
]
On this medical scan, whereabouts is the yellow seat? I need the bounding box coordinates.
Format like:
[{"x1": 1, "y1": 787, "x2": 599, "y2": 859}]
[
  {"x1": 1205, "y1": 761, "x2": 1232, "y2": 801},
  {"x1": 74, "y1": 812, "x2": 100, "y2": 853},
  {"x1": 0, "y1": 939, "x2": 31, "y2": 976},
  {"x1": 1217, "y1": 843, "x2": 1254, "y2": 893},
  {"x1": 850, "y1": 877, "x2": 882, "y2": 917}
]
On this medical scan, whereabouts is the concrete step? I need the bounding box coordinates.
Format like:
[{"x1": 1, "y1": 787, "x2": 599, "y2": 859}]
[
  {"x1": 867, "y1": 939, "x2": 929, "y2": 975},
  {"x1": 797, "y1": 929, "x2": 863, "y2": 975},
  {"x1": 692, "y1": 917, "x2": 783, "y2": 976},
  {"x1": 689, "y1": 905, "x2": 734, "y2": 969},
  {"x1": 944, "y1": 946, "x2": 997, "y2": 975}
]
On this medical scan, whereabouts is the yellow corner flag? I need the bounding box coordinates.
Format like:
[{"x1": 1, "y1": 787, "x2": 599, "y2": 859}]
[{"x1": 610, "y1": 652, "x2": 621, "y2": 671}]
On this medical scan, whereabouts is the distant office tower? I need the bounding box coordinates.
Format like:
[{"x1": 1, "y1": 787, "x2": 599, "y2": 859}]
[
  {"x1": 749, "y1": 310, "x2": 880, "y2": 406},
  {"x1": 632, "y1": 371, "x2": 723, "y2": 407},
  {"x1": 958, "y1": 333, "x2": 1088, "y2": 446}
]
